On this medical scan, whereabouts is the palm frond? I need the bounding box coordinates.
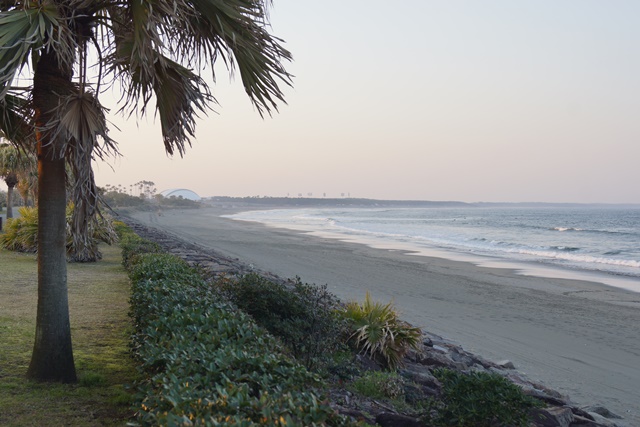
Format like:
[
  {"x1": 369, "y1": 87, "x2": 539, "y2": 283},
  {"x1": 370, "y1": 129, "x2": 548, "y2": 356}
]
[
  {"x1": 107, "y1": 31, "x2": 214, "y2": 156},
  {"x1": 0, "y1": 93, "x2": 33, "y2": 150},
  {"x1": 152, "y1": 58, "x2": 214, "y2": 156},
  {"x1": 182, "y1": 0, "x2": 293, "y2": 116},
  {"x1": 103, "y1": 0, "x2": 291, "y2": 157},
  {"x1": 0, "y1": 3, "x2": 74, "y2": 98},
  {"x1": 45, "y1": 91, "x2": 118, "y2": 254}
]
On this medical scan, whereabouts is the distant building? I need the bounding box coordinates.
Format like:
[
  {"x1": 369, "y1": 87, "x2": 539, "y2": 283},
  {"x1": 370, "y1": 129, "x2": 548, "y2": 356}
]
[{"x1": 159, "y1": 188, "x2": 201, "y2": 201}]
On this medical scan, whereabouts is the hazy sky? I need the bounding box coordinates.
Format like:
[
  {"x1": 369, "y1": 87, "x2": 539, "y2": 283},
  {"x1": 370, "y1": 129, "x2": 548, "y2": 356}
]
[{"x1": 94, "y1": 1, "x2": 640, "y2": 203}]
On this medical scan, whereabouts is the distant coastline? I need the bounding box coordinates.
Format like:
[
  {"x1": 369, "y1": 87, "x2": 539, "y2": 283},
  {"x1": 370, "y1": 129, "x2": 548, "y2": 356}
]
[{"x1": 204, "y1": 196, "x2": 640, "y2": 210}]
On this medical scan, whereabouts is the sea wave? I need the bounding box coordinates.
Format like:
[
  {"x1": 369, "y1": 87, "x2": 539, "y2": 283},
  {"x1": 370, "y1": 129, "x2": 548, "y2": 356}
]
[{"x1": 224, "y1": 207, "x2": 640, "y2": 278}]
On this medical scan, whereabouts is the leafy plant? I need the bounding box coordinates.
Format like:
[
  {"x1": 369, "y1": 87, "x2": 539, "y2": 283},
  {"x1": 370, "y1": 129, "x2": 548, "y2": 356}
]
[
  {"x1": 218, "y1": 274, "x2": 349, "y2": 372},
  {"x1": 343, "y1": 292, "x2": 422, "y2": 370},
  {"x1": 0, "y1": 204, "x2": 117, "y2": 262},
  {"x1": 351, "y1": 371, "x2": 405, "y2": 400},
  {"x1": 0, "y1": 206, "x2": 38, "y2": 252},
  {"x1": 116, "y1": 227, "x2": 161, "y2": 270},
  {"x1": 427, "y1": 369, "x2": 541, "y2": 427}
]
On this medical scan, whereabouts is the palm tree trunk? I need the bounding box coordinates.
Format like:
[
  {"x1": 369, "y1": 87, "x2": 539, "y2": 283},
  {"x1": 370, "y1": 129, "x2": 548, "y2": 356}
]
[
  {"x1": 26, "y1": 49, "x2": 77, "y2": 383},
  {"x1": 6, "y1": 182, "x2": 14, "y2": 218},
  {"x1": 27, "y1": 151, "x2": 76, "y2": 382}
]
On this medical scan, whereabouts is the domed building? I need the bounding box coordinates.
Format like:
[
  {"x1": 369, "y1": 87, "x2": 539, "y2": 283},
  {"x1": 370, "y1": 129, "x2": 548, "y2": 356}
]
[{"x1": 159, "y1": 188, "x2": 201, "y2": 201}]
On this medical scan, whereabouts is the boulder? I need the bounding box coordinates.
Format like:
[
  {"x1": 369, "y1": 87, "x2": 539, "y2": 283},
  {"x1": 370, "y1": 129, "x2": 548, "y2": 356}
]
[
  {"x1": 585, "y1": 412, "x2": 622, "y2": 427},
  {"x1": 496, "y1": 359, "x2": 516, "y2": 369},
  {"x1": 530, "y1": 406, "x2": 574, "y2": 427},
  {"x1": 582, "y1": 406, "x2": 623, "y2": 420}
]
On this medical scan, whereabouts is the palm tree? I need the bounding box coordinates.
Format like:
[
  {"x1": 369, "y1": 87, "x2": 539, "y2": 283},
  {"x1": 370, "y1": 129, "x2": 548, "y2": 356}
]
[
  {"x1": 0, "y1": 0, "x2": 291, "y2": 382},
  {"x1": 0, "y1": 141, "x2": 33, "y2": 218}
]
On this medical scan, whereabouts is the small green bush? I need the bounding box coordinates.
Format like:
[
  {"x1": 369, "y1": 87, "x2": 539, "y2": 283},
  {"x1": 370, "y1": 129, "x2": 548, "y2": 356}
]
[
  {"x1": 218, "y1": 274, "x2": 349, "y2": 372},
  {"x1": 0, "y1": 206, "x2": 38, "y2": 252},
  {"x1": 351, "y1": 371, "x2": 405, "y2": 400},
  {"x1": 343, "y1": 292, "x2": 422, "y2": 371},
  {"x1": 117, "y1": 229, "x2": 161, "y2": 270},
  {"x1": 427, "y1": 369, "x2": 541, "y2": 427}
]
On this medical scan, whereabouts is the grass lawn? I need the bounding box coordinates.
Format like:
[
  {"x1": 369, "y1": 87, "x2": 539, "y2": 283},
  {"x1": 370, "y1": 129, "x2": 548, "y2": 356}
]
[{"x1": 0, "y1": 244, "x2": 137, "y2": 426}]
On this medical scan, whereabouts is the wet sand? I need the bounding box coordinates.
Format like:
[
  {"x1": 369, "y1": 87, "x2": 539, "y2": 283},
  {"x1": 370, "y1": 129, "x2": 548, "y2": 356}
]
[{"x1": 130, "y1": 206, "x2": 640, "y2": 424}]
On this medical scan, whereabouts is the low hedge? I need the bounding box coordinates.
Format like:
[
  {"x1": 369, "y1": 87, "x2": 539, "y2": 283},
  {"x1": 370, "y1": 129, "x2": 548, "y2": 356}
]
[
  {"x1": 219, "y1": 274, "x2": 349, "y2": 373},
  {"x1": 121, "y1": 224, "x2": 355, "y2": 426}
]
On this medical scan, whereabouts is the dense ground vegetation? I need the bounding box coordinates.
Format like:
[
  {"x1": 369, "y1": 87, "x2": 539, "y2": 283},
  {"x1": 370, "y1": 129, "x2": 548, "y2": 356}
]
[{"x1": 119, "y1": 224, "x2": 358, "y2": 426}]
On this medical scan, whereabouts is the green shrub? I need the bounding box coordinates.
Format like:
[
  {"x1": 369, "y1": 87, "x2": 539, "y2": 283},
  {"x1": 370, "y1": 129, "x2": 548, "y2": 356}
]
[
  {"x1": 343, "y1": 292, "x2": 422, "y2": 371},
  {"x1": 427, "y1": 369, "x2": 541, "y2": 427},
  {"x1": 118, "y1": 230, "x2": 161, "y2": 270},
  {"x1": 218, "y1": 274, "x2": 349, "y2": 372},
  {"x1": 351, "y1": 371, "x2": 405, "y2": 400},
  {"x1": 126, "y1": 250, "x2": 357, "y2": 426},
  {"x1": 0, "y1": 206, "x2": 38, "y2": 252},
  {"x1": 0, "y1": 204, "x2": 117, "y2": 262}
]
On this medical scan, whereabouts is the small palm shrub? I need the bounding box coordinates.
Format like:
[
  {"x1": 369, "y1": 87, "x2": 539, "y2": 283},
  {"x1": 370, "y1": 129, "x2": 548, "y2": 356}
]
[
  {"x1": 427, "y1": 369, "x2": 541, "y2": 427},
  {"x1": 218, "y1": 273, "x2": 349, "y2": 372},
  {"x1": 343, "y1": 292, "x2": 422, "y2": 371},
  {"x1": 0, "y1": 206, "x2": 38, "y2": 252},
  {"x1": 0, "y1": 205, "x2": 117, "y2": 261}
]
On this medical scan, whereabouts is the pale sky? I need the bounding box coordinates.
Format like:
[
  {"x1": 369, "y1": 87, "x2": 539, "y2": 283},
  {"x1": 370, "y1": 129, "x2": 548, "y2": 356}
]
[{"x1": 94, "y1": 0, "x2": 640, "y2": 204}]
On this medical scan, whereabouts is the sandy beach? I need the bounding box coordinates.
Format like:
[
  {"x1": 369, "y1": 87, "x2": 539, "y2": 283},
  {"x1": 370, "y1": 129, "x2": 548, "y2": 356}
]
[{"x1": 129, "y1": 205, "x2": 640, "y2": 424}]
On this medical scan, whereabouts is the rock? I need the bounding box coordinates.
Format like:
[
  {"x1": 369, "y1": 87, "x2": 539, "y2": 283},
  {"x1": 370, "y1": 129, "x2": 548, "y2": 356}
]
[
  {"x1": 414, "y1": 351, "x2": 454, "y2": 369},
  {"x1": 449, "y1": 348, "x2": 477, "y2": 369},
  {"x1": 355, "y1": 354, "x2": 382, "y2": 371},
  {"x1": 571, "y1": 414, "x2": 622, "y2": 427},
  {"x1": 585, "y1": 412, "x2": 623, "y2": 427},
  {"x1": 432, "y1": 345, "x2": 448, "y2": 353},
  {"x1": 523, "y1": 387, "x2": 569, "y2": 407},
  {"x1": 582, "y1": 406, "x2": 623, "y2": 420},
  {"x1": 530, "y1": 406, "x2": 574, "y2": 427},
  {"x1": 375, "y1": 412, "x2": 425, "y2": 427},
  {"x1": 399, "y1": 364, "x2": 440, "y2": 389},
  {"x1": 496, "y1": 359, "x2": 516, "y2": 369},
  {"x1": 570, "y1": 407, "x2": 596, "y2": 421}
]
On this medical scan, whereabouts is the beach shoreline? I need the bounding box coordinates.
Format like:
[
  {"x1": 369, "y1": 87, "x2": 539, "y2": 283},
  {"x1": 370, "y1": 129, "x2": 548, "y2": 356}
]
[{"x1": 128, "y1": 205, "x2": 640, "y2": 424}]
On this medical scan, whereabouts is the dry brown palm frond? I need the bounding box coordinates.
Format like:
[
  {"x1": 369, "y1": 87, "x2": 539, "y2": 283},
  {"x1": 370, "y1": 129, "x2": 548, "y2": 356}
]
[{"x1": 44, "y1": 91, "x2": 119, "y2": 254}]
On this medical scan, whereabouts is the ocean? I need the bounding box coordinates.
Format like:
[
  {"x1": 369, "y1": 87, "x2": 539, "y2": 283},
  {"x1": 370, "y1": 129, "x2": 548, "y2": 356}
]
[{"x1": 224, "y1": 206, "x2": 640, "y2": 292}]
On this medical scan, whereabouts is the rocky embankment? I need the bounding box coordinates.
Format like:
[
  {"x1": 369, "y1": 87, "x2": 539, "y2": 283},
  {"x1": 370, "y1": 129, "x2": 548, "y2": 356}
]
[{"x1": 121, "y1": 216, "x2": 628, "y2": 427}]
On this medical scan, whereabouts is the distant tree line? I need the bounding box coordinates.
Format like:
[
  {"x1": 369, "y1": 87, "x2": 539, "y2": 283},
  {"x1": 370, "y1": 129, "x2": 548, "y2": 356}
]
[{"x1": 100, "y1": 183, "x2": 200, "y2": 209}]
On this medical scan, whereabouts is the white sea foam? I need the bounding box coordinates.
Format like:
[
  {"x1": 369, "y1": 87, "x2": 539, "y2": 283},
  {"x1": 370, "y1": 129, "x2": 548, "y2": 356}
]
[{"x1": 225, "y1": 206, "x2": 640, "y2": 286}]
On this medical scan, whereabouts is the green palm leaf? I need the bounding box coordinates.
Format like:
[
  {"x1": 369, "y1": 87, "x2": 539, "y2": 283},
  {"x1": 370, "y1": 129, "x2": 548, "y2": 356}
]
[
  {"x1": 0, "y1": 3, "x2": 72, "y2": 97},
  {"x1": 0, "y1": 93, "x2": 32, "y2": 147}
]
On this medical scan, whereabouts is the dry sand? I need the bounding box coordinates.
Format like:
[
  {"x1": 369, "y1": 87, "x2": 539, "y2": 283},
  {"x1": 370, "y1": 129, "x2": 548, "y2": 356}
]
[{"x1": 130, "y1": 205, "x2": 640, "y2": 424}]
